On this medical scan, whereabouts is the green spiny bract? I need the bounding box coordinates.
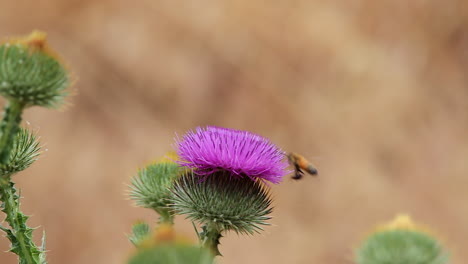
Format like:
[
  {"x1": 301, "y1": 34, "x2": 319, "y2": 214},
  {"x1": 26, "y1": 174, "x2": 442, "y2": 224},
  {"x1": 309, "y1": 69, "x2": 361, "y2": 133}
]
[
  {"x1": 171, "y1": 172, "x2": 273, "y2": 235},
  {"x1": 129, "y1": 221, "x2": 150, "y2": 247},
  {"x1": 128, "y1": 244, "x2": 213, "y2": 264},
  {"x1": 0, "y1": 128, "x2": 41, "y2": 178},
  {"x1": 0, "y1": 41, "x2": 69, "y2": 109},
  {"x1": 129, "y1": 162, "x2": 181, "y2": 221},
  {"x1": 356, "y1": 230, "x2": 449, "y2": 264}
]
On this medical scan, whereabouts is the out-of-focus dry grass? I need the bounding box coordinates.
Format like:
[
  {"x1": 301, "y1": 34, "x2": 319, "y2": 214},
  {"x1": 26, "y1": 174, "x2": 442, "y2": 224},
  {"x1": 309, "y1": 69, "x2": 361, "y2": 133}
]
[{"x1": 1, "y1": 1, "x2": 468, "y2": 263}]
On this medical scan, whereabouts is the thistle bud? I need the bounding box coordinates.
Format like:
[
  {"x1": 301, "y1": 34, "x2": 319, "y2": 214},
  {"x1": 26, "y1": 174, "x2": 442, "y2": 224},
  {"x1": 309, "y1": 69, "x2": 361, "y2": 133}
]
[
  {"x1": 127, "y1": 223, "x2": 213, "y2": 264},
  {"x1": 0, "y1": 31, "x2": 71, "y2": 108},
  {"x1": 0, "y1": 128, "x2": 40, "y2": 178},
  {"x1": 129, "y1": 161, "x2": 181, "y2": 223},
  {"x1": 128, "y1": 221, "x2": 151, "y2": 247},
  {"x1": 356, "y1": 214, "x2": 449, "y2": 264}
]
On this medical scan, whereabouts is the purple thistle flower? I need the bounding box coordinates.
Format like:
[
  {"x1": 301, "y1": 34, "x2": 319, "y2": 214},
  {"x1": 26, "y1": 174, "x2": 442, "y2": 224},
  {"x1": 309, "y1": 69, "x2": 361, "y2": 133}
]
[{"x1": 176, "y1": 126, "x2": 289, "y2": 184}]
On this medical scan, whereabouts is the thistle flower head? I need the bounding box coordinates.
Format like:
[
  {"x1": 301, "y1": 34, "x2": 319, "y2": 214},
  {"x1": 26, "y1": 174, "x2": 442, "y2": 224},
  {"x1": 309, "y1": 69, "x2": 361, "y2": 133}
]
[
  {"x1": 176, "y1": 126, "x2": 288, "y2": 184},
  {"x1": 129, "y1": 161, "x2": 181, "y2": 221},
  {"x1": 171, "y1": 172, "x2": 273, "y2": 235},
  {"x1": 356, "y1": 214, "x2": 449, "y2": 264},
  {"x1": 0, "y1": 31, "x2": 71, "y2": 108},
  {"x1": 0, "y1": 128, "x2": 41, "y2": 178}
]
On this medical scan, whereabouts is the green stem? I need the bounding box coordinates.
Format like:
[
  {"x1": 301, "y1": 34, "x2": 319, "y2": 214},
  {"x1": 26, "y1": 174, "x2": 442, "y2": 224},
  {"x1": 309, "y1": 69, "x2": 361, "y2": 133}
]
[
  {"x1": 0, "y1": 100, "x2": 25, "y2": 164},
  {"x1": 0, "y1": 177, "x2": 39, "y2": 264},
  {"x1": 200, "y1": 223, "x2": 222, "y2": 258},
  {"x1": 157, "y1": 210, "x2": 174, "y2": 225}
]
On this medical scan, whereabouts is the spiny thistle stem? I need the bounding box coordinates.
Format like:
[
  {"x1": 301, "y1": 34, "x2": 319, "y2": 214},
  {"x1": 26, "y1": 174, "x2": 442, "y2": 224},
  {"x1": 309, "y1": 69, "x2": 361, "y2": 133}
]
[
  {"x1": 0, "y1": 177, "x2": 42, "y2": 264},
  {"x1": 0, "y1": 100, "x2": 24, "y2": 164},
  {"x1": 200, "y1": 223, "x2": 222, "y2": 257},
  {"x1": 158, "y1": 210, "x2": 174, "y2": 225}
]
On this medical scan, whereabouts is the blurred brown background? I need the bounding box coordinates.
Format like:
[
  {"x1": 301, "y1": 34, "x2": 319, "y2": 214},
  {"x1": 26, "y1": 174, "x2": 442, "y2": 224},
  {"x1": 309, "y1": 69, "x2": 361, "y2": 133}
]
[{"x1": 1, "y1": 0, "x2": 468, "y2": 263}]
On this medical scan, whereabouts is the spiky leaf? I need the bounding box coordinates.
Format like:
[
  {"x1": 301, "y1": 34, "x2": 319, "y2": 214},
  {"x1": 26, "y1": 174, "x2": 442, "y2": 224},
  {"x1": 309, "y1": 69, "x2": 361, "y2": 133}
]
[{"x1": 0, "y1": 179, "x2": 43, "y2": 263}]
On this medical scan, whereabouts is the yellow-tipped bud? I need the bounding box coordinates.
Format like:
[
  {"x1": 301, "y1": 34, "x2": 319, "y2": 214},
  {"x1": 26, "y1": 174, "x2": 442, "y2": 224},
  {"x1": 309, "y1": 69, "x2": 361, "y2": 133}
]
[
  {"x1": 128, "y1": 223, "x2": 213, "y2": 264},
  {"x1": 158, "y1": 152, "x2": 179, "y2": 163},
  {"x1": 0, "y1": 31, "x2": 71, "y2": 108},
  {"x1": 138, "y1": 223, "x2": 192, "y2": 249},
  {"x1": 356, "y1": 214, "x2": 449, "y2": 264},
  {"x1": 15, "y1": 31, "x2": 47, "y2": 50},
  {"x1": 375, "y1": 214, "x2": 431, "y2": 234}
]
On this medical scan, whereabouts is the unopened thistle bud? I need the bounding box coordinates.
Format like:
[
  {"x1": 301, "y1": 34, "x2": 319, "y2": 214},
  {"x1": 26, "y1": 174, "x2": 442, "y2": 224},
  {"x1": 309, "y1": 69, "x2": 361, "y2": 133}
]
[
  {"x1": 0, "y1": 128, "x2": 40, "y2": 178},
  {"x1": 355, "y1": 214, "x2": 449, "y2": 264},
  {"x1": 128, "y1": 221, "x2": 151, "y2": 247},
  {"x1": 127, "y1": 223, "x2": 213, "y2": 264},
  {"x1": 129, "y1": 161, "x2": 181, "y2": 223},
  {"x1": 0, "y1": 31, "x2": 71, "y2": 108}
]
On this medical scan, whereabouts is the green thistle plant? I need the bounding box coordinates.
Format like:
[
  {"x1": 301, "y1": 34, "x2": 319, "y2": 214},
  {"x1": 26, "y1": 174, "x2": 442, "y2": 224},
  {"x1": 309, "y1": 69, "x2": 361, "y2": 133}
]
[
  {"x1": 0, "y1": 31, "x2": 70, "y2": 108},
  {"x1": 127, "y1": 223, "x2": 213, "y2": 264},
  {"x1": 129, "y1": 161, "x2": 181, "y2": 224},
  {"x1": 0, "y1": 31, "x2": 72, "y2": 264},
  {"x1": 0, "y1": 128, "x2": 41, "y2": 178},
  {"x1": 355, "y1": 215, "x2": 449, "y2": 264},
  {"x1": 171, "y1": 172, "x2": 273, "y2": 255},
  {"x1": 0, "y1": 179, "x2": 47, "y2": 264},
  {"x1": 170, "y1": 126, "x2": 288, "y2": 257},
  {"x1": 0, "y1": 31, "x2": 70, "y2": 165},
  {"x1": 128, "y1": 244, "x2": 213, "y2": 264},
  {"x1": 129, "y1": 127, "x2": 287, "y2": 260},
  {"x1": 129, "y1": 221, "x2": 151, "y2": 247}
]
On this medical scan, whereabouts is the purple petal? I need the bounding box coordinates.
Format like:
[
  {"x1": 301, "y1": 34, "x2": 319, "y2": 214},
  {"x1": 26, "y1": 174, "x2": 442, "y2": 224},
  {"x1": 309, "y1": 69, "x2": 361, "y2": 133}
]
[{"x1": 176, "y1": 126, "x2": 289, "y2": 183}]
